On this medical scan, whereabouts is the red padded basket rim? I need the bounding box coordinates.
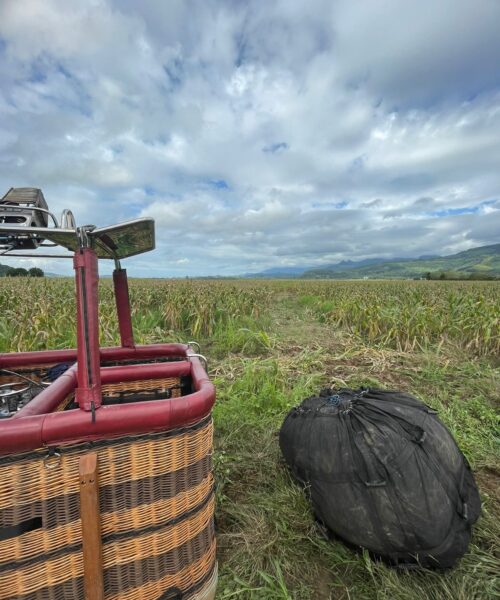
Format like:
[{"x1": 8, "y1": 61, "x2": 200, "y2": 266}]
[{"x1": 0, "y1": 344, "x2": 215, "y2": 456}]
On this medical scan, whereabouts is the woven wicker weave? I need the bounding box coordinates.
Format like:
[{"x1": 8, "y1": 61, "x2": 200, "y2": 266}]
[
  {"x1": 54, "y1": 394, "x2": 75, "y2": 411},
  {"x1": 0, "y1": 417, "x2": 216, "y2": 599},
  {"x1": 101, "y1": 376, "x2": 182, "y2": 398}
]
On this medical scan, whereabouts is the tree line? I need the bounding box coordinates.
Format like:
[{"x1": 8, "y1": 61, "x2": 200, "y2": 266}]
[
  {"x1": 1, "y1": 266, "x2": 44, "y2": 277},
  {"x1": 424, "y1": 271, "x2": 498, "y2": 281}
]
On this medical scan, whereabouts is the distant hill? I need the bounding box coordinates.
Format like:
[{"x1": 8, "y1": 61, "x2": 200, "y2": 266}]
[
  {"x1": 301, "y1": 243, "x2": 500, "y2": 279},
  {"x1": 245, "y1": 257, "x2": 406, "y2": 278},
  {"x1": 241, "y1": 244, "x2": 500, "y2": 280},
  {"x1": 244, "y1": 266, "x2": 312, "y2": 278}
]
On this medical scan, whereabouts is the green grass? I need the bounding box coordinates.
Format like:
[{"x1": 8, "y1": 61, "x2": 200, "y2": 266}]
[
  {"x1": 210, "y1": 295, "x2": 499, "y2": 599},
  {"x1": 0, "y1": 278, "x2": 498, "y2": 598}
]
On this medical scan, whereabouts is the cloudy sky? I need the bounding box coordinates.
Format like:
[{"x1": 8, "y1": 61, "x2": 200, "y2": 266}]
[{"x1": 1, "y1": 0, "x2": 499, "y2": 276}]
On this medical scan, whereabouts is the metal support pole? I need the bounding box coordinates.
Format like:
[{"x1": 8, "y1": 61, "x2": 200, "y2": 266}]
[
  {"x1": 113, "y1": 267, "x2": 135, "y2": 348},
  {"x1": 74, "y1": 247, "x2": 102, "y2": 412}
]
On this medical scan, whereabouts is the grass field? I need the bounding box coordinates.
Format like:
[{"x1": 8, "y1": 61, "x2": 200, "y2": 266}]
[{"x1": 1, "y1": 278, "x2": 499, "y2": 599}]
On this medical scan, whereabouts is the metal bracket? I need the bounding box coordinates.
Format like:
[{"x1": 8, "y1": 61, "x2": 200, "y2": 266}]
[{"x1": 188, "y1": 353, "x2": 208, "y2": 371}]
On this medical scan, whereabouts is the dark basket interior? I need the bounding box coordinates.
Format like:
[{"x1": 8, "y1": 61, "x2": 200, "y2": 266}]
[{"x1": 0, "y1": 355, "x2": 193, "y2": 416}]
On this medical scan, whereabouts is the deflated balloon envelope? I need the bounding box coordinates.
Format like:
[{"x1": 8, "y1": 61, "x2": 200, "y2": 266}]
[{"x1": 279, "y1": 388, "x2": 481, "y2": 569}]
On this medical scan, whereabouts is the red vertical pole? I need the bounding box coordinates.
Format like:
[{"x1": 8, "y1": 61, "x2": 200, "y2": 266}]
[
  {"x1": 74, "y1": 247, "x2": 102, "y2": 412},
  {"x1": 113, "y1": 268, "x2": 135, "y2": 348}
]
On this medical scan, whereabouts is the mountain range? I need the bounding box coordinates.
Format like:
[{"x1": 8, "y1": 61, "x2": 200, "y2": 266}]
[{"x1": 244, "y1": 243, "x2": 500, "y2": 279}]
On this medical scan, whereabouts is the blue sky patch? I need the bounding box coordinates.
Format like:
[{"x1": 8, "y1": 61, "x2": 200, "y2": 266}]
[
  {"x1": 163, "y1": 58, "x2": 183, "y2": 88},
  {"x1": 431, "y1": 207, "x2": 477, "y2": 217},
  {"x1": 209, "y1": 179, "x2": 229, "y2": 190},
  {"x1": 429, "y1": 199, "x2": 497, "y2": 218},
  {"x1": 312, "y1": 201, "x2": 348, "y2": 210},
  {"x1": 262, "y1": 142, "x2": 289, "y2": 154}
]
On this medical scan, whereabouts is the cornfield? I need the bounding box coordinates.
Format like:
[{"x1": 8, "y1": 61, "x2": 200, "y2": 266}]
[
  {"x1": 0, "y1": 278, "x2": 272, "y2": 352},
  {"x1": 293, "y1": 280, "x2": 500, "y2": 356},
  {"x1": 0, "y1": 277, "x2": 498, "y2": 356},
  {"x1": 0, "y1": 276, "x2": 498, "y2": 599}
]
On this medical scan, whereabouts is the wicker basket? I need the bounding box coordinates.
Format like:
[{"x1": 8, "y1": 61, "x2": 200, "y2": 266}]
[
  {"x1": 0, "y1": 415, "x2": 216, "y2": 599},
  {"x1": 101, "y1": 376, "x2": 184, "y2": 403},
  {"x1": 55, "y1": 377, "x2": 185, "y2": 412}
]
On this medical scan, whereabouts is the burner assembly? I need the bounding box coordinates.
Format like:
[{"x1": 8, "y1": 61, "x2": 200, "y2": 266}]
[
  {"x1": 0, "y1": 187, "x2": 52, "y2": 250},
  {"x1": 0, "y1": 367, "x2": 57, "y2": 418},
  {"x1": 0, "y1": 377, "x2": 37, "y2": 417}
]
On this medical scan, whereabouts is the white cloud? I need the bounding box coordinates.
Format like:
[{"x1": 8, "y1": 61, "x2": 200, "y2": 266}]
[{"x1": 0, "y1": 0, "x2": 499, "y2": 276}]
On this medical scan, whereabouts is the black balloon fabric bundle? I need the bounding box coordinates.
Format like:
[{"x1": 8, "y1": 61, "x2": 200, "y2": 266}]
[{"x1": 279, "y1": 388, "x2": 481, "y2": 568}]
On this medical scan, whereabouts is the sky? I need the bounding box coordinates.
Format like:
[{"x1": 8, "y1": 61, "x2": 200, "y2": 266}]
[{"x1": 0, "y1": 0, "x2": 499, "y2": 277}]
